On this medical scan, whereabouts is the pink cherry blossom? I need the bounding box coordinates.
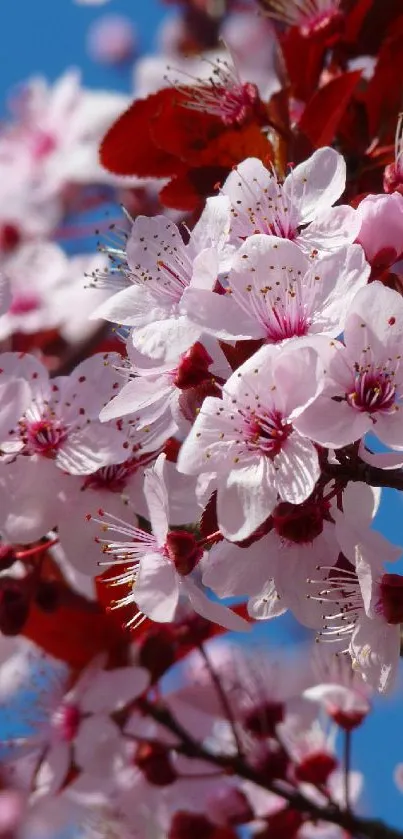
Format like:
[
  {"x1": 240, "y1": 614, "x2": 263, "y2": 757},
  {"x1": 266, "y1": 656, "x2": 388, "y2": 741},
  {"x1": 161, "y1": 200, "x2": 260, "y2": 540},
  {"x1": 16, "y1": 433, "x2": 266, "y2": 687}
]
[
  {"x1": 87, "y1": 15, "x2": 136, "y2": 66},
  {"x1": 1, "y1": 71, "x2": 133, "y2": 193},
  {"x1": 204, "y1": 499, "x2": 340, "y2": 629},
  {"x1": 180, "y1": 236, "x2": 369, "y2": 342},
  {"x1": 6, "y1": 655, "x2": 149, "y2": 796},
  {"x1": 306, "y1": 549, "x2": 402, "y2": 693},
  {"x1": 93, "y1": 197, "x2": 231, "y2": 363},
  {"x1": 0, "y1": 352, "x2": 129, "y2": 474},
  {"x1": 0, "y1": 244, "x2": 110, "y2": 341},
  {"x1": 99, "y1": 338, "x2": 230, "y2": 442},
  {"x1": 178, "y1": 343, "x2": 323, "y2": 541},
  {"x1": 296, "y1": 282, "x2": 403, "y2": 450},
  {"x1": 221, "y1": 148, "x2": 360, "y2": 257},
  {"x1": 303, "y1": 645, "x2": 372, "y2": 730},
  {"x1": 92, "y1": 453, "x2": 249, "y2": 631}
]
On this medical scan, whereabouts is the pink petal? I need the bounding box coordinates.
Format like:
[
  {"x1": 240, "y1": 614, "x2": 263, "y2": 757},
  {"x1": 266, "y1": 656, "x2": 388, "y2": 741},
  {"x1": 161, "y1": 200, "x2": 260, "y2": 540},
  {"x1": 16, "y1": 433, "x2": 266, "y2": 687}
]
[
  {"x1": 57, "y1": 425, "x2": 128, "y2": 475},
  {"x1": 143, "y1": 454, "x2": 169, "y2": 545},
  {"x1": 286, "y1": 147, "x2": 346, "y2": 224},
  {"x1": 216, "y1": 459, "x2": 277, "y2": 541},
  {"x1": 247, "y1": 580, "x2": 287, "y2": 620},
  {"x1": 182, "y1": 576, "x2": 250, "y2": 632},
  {"x1": 350, "y1": 616, "x2": 400, "y2": 693},
  {"x1": 298, "y1": 204, "x2": 361, "y2": 251},
  {"x1": 131, "y1": 315, "x2": 202, "y2": 362},
  {"x1": 80, "y1": 666, "x2": 149, "y2": 713},
  {"x1": 180, "y1": 287, "x2": 259, "y2": 340},
  {"x1": 134, "y1": 552, "x2": 179, "y2": 622},
  {"x1": 275, "y1": 435, "x2": 320, "y2": 505},
  {"x1": 74, "y1": 715, "x2": 122, "y2": 774},
  {"x1": 203, "y1": 535, "x2": 276, "y2": 598}
]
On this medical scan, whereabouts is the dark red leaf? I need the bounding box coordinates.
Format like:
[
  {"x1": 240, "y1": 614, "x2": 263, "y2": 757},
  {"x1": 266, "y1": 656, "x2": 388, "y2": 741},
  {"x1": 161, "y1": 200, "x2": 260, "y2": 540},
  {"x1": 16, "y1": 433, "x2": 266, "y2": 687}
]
[
  {"x1": 100, "y1": 89, "x2": 182, "y2": 177},
  {"x1": 364, "y1": 17, "x2": 403, "y2": 141},
  {"x1": 343, "y1": 0, "x2": 373, "y2": 44},
  {"x1": 299, "y1": 70, "x2": 362, "y2": 148},
  {"x1": 280, "y1": 28, "x2": 326, "y2": 102}
]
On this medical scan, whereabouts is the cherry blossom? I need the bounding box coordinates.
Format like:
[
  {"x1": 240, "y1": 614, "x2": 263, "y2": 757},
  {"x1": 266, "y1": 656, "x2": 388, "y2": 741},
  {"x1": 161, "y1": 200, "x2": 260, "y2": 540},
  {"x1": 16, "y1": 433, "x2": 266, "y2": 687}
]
[
  {"x1": 0, "y1": 244, "x2": 110, "y2": 341},
  {"x1": 220, "y1": 148, "x2": 361, "y2": 257},
  {"x1": 91, "y1": 453, "x2": 249, "y2": 631},
  {"x1": 296, "y1": 282, "x2": 403, "y2": 450},
  {"x1": 87, "y1": 15, "x2": 137, "y2": 66},
  {"x1": 0, "y1": 352, "x2": 129, "y2": 475},
  {"x1": 6, "y1": 655, "x2": 149, "y2": 795},
  {"x1": 1, "y1": 71, "x2": 133, "y2": 192},
  {"x1": 303, "y1": 646, "x2": 372, "y2": 731},
  {"x1": 99, "y1": 338, "x2": 230, "y2": 442},
  {"x1": 180, "y1": 236, "x2": 369, "y2": 342},
  {"x1": 93, "y1": 196, "x2": 231, "y2": 363},
  {"x1": 178, "y1": 343, "x2": 323, "y2": 541}
]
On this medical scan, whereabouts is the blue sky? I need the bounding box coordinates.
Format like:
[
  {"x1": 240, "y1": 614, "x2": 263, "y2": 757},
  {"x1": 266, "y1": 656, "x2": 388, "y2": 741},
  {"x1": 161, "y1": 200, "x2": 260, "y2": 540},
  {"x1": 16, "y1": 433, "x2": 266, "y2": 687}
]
[{"x1": 0, "y1": 0, "x2": 402, "y2": 829}]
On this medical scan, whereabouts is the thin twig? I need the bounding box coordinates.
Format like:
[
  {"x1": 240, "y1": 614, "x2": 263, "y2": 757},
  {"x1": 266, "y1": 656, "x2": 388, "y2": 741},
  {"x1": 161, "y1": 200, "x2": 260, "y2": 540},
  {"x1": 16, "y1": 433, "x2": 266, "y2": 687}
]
[
  {"x1": 198, "y1": 643, "x2": 244, "y2": 757},
  {"x1": 138, "y1": 697, "x2": 403, "y2": 839}
]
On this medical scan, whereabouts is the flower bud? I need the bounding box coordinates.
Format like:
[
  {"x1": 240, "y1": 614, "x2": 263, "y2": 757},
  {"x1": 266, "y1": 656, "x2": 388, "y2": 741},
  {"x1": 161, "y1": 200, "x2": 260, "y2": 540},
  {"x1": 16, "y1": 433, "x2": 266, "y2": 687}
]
[
  {"x1": 294, "y1": 751, "x2": 337, "y2": 786},
  {"x1": 242, "y1": 701, "x2": 284, "y2": 738},
  {"x1": 168, "y1": 812, "x2": 215, "y2": 839},
  {"x1": 165, "y1": 531, "x2": 203, "y2": 576},
  {"x1": 134, "y1": 742, "x2": 177, "y2": 786}
]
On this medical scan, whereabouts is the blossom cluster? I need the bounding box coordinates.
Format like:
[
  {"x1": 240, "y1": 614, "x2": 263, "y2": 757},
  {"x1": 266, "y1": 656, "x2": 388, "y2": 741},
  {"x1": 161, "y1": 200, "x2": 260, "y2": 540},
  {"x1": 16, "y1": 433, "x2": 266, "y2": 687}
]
[{"x1": 1, "y1": 0, "x2": 403, "y2": 836}]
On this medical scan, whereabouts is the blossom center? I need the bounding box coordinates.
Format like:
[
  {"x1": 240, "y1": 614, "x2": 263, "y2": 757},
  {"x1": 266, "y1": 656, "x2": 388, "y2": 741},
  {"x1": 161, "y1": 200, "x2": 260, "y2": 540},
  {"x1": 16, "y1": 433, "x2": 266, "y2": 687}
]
[
  {"x1": 51, "y1": 702, "x2": 81, "y2": 742},
  {"x1": 295, "y1": 752, "x2": 337, "y2": 785},
  {"x1": 164, "y1": 530, "x2": 203, "y2": 576},
  {"x1": 244, "y1": 410, "x2": 292, "y2": 457},
  {"x1": 346, "y1": 369, "x2": 396, "y2": 414},
  {"x1": 0, "y1": 223, "x2": 21, "y2": 253},
  {"x1": 272, "y1": 498, "x2": 329, "y2": 544},
  {"x1": 219, "y1": 81, "x2": 259, "y2": 127},
  {"x1": 173, "y1": 343, "x2": 214, "y2": 390},
  {"x1": 30, "y1": 130, "x2": 57, "y2": 161},
  {"x1": 82, "y1": 453, "x2": 155, "y2": 493},
  {"x1": 21, "y1": 417, "x2": 68, "y2": 457},
  {"x1": 9, "y1": 293, "x2": 41, "y2": 316},
  {"x1": 135, "y1": 742, "x2": 177, "y2": 786},
  {"x1": 375, "y1": 573, "x2": 403, "y2": 625}
]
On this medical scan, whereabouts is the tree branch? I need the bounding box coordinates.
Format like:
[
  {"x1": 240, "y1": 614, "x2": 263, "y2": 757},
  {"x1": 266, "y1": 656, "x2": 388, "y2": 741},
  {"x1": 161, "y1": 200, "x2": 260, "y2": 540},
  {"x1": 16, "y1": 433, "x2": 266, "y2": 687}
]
[
  {"x1": 138, "y1": 698, "x2": 403, "y2": 839},
  {"x1": 325, "y1": 458, "x2": 403, "y2": 492}
]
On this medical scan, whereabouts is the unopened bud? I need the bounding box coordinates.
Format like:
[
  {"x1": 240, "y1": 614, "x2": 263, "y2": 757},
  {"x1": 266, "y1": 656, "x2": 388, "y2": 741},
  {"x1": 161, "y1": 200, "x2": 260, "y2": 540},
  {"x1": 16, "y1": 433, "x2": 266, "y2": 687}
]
[{"x1": 135, "y1": 742, "x2": 177, "y2": 786}]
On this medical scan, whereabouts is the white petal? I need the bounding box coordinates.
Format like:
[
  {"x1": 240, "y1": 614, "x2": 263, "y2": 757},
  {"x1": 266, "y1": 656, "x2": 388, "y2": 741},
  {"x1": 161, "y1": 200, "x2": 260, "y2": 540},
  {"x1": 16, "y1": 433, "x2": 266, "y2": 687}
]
[
  {"x1": 80, "y1": 667, "x2": 149, "y2": 713},
  {"x1": 275, "y1": 435, "x2": 320, "y2": 505},
  {"x1": 182, "y1": 576, "x2": 250, "y2": 632},
  {"x1": 143, "y1": 454, "x2": 169, "y2": 545},
  {"x1": 134, "y1": 553, "x2": 179, "y2": 622},
  {"x1": 285, "y1": 147, "x2": 346, "y2": 224},
  {"x1": 217, "y1": 459, "x2": 278, "y2": 542}
]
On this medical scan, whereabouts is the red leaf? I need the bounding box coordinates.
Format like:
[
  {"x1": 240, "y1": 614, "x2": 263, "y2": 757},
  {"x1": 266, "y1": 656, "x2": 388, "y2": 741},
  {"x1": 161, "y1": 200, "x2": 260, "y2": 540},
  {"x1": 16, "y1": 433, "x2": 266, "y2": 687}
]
[
  {"x1": 151, "y1": 90, "x2": 225, "y2": 165},
  {"x1": 364, "y1": 17, "x2": 403, "y2": 141},
  {"x1": 343, "y1": 0, "x2": 373, "y2": 44},
  {"x1": 160, "y1": 166, "x2": 229, "y2": 211},
  {"x1": 299, "y1": 70, "x2": 362, "y2": 148},
  {"x1": 22, "y1": 591, "x2": 129, "y2": 670},
  {"x1": 100, "y1": 89, "x2": 182, "y2": 177},
  {"x1": 281, "y1": 28, "x2": 326, "y2": 102}
]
